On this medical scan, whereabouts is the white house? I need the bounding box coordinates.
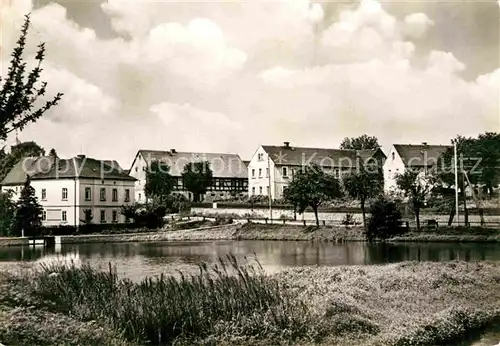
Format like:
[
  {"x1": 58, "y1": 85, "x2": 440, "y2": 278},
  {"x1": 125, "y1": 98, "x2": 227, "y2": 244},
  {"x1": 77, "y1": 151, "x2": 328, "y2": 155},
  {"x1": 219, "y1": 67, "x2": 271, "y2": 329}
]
[
  {"x1": 128, "y1": 149, "x2": 248, "y2": 202},
  {"x1": 1, "y1": 155, "x2": 136, "y2": 226},
  {"x1": 383, "y1": 143, "x2": 451, "y2": 193},
  {"x1": 248, "y1": 142, "x2": 386, "y2": 200}
]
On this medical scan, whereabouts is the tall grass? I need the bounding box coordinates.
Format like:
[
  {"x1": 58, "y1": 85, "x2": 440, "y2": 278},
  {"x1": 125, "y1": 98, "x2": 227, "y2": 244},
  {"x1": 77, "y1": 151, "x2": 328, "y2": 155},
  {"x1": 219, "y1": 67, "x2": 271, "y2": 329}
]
[{"x1": 33, "y1": 256, "x2": 325, "y2": 345}]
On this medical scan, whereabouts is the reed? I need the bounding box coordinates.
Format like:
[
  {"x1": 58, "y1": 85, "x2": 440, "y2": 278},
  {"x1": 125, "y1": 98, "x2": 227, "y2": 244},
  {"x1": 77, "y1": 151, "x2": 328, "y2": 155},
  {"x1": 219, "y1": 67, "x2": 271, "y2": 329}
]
[{"x1": 32, "y1": 255, "x2": 325, "y2": 345}]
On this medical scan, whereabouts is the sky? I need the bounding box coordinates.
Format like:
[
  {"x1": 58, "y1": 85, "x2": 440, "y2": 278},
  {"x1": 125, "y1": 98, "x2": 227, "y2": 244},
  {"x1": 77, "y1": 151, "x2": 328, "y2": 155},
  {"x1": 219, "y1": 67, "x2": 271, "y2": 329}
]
[{"x1": 0, "y1": 0, "x2": 499, "y2": 168}]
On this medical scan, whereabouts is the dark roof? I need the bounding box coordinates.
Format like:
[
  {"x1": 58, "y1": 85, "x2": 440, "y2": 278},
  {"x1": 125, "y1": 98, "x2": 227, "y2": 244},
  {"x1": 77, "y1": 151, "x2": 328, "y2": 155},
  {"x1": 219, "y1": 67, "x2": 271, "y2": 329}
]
[
  {"x1": 1, "y1": 156, "x2": 135, "y2": 185},
  {"x1": 262, "y1": 145, "x2": 380, "y2": 167},
  {"x1": 394, "y1": 144, "x2": 451, "y2": 167},
  {"x1": 1, "y1": 156, "x2": 52, "y2": 186},
  {"x1": 136, "y1": 150, "x2": 247, "y2": 178},
  {"x1": 243, "y1": 160, "x2": 250, "y2": 167}
]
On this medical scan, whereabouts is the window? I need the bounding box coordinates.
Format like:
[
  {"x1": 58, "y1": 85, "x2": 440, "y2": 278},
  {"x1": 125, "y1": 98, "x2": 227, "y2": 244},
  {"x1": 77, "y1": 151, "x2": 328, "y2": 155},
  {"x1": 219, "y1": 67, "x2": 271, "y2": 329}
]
[
  {"x1": 85, "y1": 187, "x2": 91, "y2": 201},
  {"x1": 135, "y1": 166, "x2": 138, "y2": 172},
  {"x1": 41, "y1": 189, "x2": 46, "y2": 200},
  {"x1": 62, "y1": 211, "x2": 67, "y2": 222},
  {"x1": 266, "y1": 186, "x2": 270, "y2": 194},
  {"x1": 259, "y1": 186, "x2": 263, "y2": 194},
  {"x1": 42, "y1": 211, "x2": 46, "y2": 221},
  {"x1": 125, "y1": 189, "x2": 130, "y2": 202},
  {"x1": 258, "y1": 153, "x2": 263, "y2": 161},
  {"x1": 252, "y1": 187, "x2": 255, "y2": 195},
  {"x1": 112, "y1": 210, "x2": 118, "y2": 223},
  {"x1": 266, "y1": 168, "x2": 269, "y2": 177},
  {"x1": 392, "y1": 152, "x2": 395, "y2": 160},
  {"x1": 282, "y1": 167, "x2": 288, "y2": 177},
  {"x1": 259, "y1": 168, "x2": 262, "y2": 177},
  {"x1": 252, "y1": 169, "x2": 255, "y2": 178},
  {"x1": 62, "y1": 188, "x2": 68, "y2": 200},
  {"x1": 100, "y1": 210, "x2": 106, "y2": 223},
  {"x1": 112, "y1": 188, "x2": 118, "y2": 202},
  {"x1": 138, "y1": 193, "x2": 142, "y2": 201},
  {"x1": 100, "y1": 188, "x2": 106, "y2": 201}
]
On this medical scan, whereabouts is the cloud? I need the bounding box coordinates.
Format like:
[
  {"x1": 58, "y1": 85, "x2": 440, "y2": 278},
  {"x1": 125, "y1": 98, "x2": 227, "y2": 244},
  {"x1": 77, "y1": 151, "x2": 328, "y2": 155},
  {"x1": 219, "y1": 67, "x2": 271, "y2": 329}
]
[
  {"x1": 403, "y1": 13, "x2": 434, "y2": 38},
  {"x1": 0, "y1": 0, "x2": 498, "y2": 167}
]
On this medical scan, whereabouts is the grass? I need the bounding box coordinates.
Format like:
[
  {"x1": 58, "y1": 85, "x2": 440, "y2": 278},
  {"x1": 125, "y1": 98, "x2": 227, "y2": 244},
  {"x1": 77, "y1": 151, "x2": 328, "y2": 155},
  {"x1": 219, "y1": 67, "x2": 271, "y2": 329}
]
[
  {"x1": 275, "y1": 261, "x2": 500, "y2": 345},
  {"x1": 26, "y1": 256, "x2": 327, "y2": 345}
]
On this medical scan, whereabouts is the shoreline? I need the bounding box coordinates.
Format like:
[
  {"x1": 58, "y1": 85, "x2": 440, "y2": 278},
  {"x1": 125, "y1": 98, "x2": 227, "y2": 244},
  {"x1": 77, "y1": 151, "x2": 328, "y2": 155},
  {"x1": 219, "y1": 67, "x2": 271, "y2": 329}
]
[
  {"x1": 1, "y1": 223, "x2": 500, "y2": 247},
  {"x1": 0, "y1": 261, "x2": 499, "y2": 345}
]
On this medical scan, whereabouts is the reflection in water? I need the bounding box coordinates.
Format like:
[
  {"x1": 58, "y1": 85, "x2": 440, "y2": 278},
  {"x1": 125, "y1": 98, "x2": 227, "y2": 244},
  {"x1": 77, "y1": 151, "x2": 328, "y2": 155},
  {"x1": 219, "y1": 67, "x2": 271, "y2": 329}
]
[{"x1": 1, "y1": 241, "x2": 499, "y2": 281}]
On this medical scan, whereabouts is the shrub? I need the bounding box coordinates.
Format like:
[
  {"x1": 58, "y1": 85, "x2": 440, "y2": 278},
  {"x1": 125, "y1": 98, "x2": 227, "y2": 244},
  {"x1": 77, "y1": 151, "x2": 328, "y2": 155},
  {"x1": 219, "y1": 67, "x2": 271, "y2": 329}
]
[{"x1": 366, "y1": 196, "x2": 405, "y2": 241}]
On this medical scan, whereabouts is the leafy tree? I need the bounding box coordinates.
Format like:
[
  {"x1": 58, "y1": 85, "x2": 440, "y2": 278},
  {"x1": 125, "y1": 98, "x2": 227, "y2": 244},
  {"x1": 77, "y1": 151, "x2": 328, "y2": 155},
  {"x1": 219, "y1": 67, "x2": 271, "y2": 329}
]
[
  {"x1": 344, "y1": 163, "x2": 383, "y2": 229},
  {"x1": 12, "y1": 175, "x2": 43, "y2": 236},
  {"x1": 82, "y1": 209, "x2": 93, "y2": 224},
  {"x1": 0, "y1": 141, "x2": 45, "y2": 181},
  {"x1": 120, "y1": 203, "x2": 139, "y2": 223},
  {"x1": 437, "y1": 132, "x2": 500, "y2": 225},
  {"x1": 366, "y1": 195, "x2": 405, "y2": 242},
  {"x1": 182, "y1": 161, "x2": 213, "y2": 202},
  {"x1": 283, "y1": 164, "x2": 342, "y2": 226},
  {"x1": 396, "y1": 170, "x2": 436, "y2": 230},
  {"x1": 340, "y1": 135, "x2": 380, "y2": 150},
  {"x1": 0, "y1": 190, "x2": 16, "y2": 236},
  {"x1": 145, "y1": 160, "x2": 175, "y2": 202},
  {"x1": 0, "y1": 14, "x2": 63, "y2": 142},
  {"x1": 49, "y1": 148, "x2": 57, "y2": 158}
]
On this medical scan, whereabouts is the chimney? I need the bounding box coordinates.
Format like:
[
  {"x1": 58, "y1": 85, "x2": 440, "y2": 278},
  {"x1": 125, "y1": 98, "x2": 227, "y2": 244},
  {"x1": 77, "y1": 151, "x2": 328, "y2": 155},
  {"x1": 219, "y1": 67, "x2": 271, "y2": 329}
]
[
  {"x1": 283, "y1": 141, "x2": 290, "y2": 148},
  {"x1": 170, "y1": 149, "x2": 177, "y2": 154}
]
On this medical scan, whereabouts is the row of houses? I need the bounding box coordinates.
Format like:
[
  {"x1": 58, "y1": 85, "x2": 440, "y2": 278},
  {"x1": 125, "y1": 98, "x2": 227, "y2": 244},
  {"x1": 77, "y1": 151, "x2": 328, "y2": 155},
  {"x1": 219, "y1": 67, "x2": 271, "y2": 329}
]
[{"x1": 0, "y1": 142, "x2": 450, "y2": 227}]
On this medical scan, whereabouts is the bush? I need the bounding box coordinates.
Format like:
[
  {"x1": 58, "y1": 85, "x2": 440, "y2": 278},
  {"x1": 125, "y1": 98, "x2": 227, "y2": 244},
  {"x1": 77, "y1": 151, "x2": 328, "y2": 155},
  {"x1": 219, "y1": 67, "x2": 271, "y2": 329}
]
[{"x1": 366, "y1": 196, "x2": 406, "y2": 242}]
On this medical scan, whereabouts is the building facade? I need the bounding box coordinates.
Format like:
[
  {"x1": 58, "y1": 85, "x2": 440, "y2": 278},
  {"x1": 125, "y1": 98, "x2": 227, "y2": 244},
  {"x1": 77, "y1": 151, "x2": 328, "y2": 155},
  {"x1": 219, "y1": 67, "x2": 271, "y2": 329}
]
[
  {"x1": 1, "y1": 155, "x2": 135, "y2": 226},
  {"x1": 383, "y1": 143, "x2": 451, "y2": 193},
  {"x1": 248, "y1": 142, "x2": 386, "y2": 200},
  {"x1": 129, "y1": 149, "x2": 248, "y2": 203}
]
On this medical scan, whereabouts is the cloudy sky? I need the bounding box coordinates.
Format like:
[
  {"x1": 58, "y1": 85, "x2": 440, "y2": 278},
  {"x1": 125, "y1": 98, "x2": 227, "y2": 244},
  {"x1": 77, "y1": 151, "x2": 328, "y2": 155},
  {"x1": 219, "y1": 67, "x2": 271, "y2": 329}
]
[{"x1": 1, "y1": 0, "x2": 499, "y2": 168}]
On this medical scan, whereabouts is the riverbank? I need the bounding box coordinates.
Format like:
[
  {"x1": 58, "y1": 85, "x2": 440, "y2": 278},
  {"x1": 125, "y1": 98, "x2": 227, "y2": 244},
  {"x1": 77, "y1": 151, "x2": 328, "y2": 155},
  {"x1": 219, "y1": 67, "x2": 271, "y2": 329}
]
[
  {"x1": 0, "y1": 260, "x2": 499, "y2": 345},
  {"x1": 1, "y1": 223, "x2": 500, "y2": 247}
]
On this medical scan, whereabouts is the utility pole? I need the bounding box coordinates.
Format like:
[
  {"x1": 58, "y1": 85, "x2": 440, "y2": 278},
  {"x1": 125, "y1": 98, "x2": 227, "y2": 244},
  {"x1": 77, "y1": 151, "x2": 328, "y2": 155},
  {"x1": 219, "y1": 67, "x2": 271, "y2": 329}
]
[
  {"x1": 454, "y1": 141, "x2": 459, "y2": 225},
  {"x1": 268, "y1": 154, "x2": 272, "y2": 222}
]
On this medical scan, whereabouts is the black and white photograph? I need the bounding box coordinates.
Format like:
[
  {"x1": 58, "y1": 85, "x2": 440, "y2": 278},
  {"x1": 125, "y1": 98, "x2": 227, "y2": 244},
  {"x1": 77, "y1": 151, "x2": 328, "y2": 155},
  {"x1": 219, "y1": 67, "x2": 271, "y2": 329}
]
[{"x1": 0, "y1": 0, "x2": 499, "y2": 345}]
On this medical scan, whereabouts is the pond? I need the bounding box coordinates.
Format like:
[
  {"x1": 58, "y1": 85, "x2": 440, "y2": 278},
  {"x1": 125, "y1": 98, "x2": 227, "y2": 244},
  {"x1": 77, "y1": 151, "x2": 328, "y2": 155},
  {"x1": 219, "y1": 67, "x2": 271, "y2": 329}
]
[
  {"x1": 1, "y1": 240, "x2": 500, "y2": 345},
  {"x1": 1, "y1": 240, "x2": 499, "y2": 281}
]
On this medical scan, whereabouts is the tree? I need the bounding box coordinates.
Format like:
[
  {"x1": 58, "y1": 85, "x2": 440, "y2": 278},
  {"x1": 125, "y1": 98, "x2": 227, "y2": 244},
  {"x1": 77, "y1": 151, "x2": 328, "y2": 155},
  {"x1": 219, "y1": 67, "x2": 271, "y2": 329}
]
[
  {"x1": 145, "y1": 160, "x2": 175, "y2": 202},
  {"x1": 12, "y1": 175, "x2": 43, "y2": 236},
  {"x1": 0, "y1": 190, "x2": 16, "y2": 236},
  {"x1": 340, "y1": 135, "x2": 380, "y2": 150},
  {"x1": 182, "y1": 161, "x2": 213, "y2": 202},
  {"x1": 395, "y1": 170, "x2": 436, "y2": 230},
  {"x1": 0, "y1": 14, "x2": 63, "y2": 142},
  {"x1": 82, "y1": 209, "x2": 93, "y2": 224},
  {"x1": 283, "y1": 164, "x2": 342, "y2": 226},
  {"x1": 0, "y1": 141, "x2": 45, "y2": 181},
  {"x1": 366, "y1": 195, "x2": 405, "y2": 242},
  {"x1": 49, "y1": 148, "x2": 57, "y2": 158},
  {"x1": 437, "y1": 132, "x2": 500, "y2": 225},
  {"x1": 343, "y1": 163, "x2": 383, "y2": 229}
]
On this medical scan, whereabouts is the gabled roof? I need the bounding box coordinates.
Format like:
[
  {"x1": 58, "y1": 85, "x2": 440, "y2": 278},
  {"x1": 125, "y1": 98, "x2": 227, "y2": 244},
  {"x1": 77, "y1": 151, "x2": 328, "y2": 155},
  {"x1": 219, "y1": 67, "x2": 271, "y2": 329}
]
[
  {"x1": 1, "y1": 156, "x2": 52, "y2": 186},
  {"x1": 393, "y1": 144, "x2": 451, "y2": 167},
  {"x1": 261, "y1": 145, "x2": 381, "y2": 167},
  {"x1": 134, "y1": 150, "x2": 247, "y2": 179},
  {"x1": 1, "y1": 156, "x2": 135, "y2": 186}
]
